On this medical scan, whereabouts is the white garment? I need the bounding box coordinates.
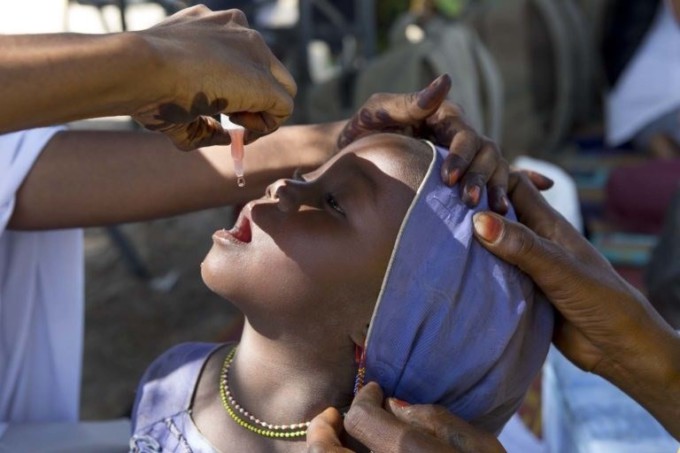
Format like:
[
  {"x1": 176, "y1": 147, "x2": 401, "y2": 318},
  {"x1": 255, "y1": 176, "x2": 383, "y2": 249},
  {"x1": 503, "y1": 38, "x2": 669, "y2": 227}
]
[
  {"x1": 0, "y1": 127, "x2": 84, "y2": 425},
  {"x1": 498, "y1": 414, "x2": 545, "y2": 453},
  {"x1": 513, "y1": 156, "x2": 583, "y2": 233},
  {"x1": 606, "y1": 1, "x2": 680, "y2": 146}
]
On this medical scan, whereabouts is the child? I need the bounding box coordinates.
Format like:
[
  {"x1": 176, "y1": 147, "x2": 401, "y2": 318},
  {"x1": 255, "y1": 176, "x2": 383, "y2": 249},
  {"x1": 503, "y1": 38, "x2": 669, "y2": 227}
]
[{"x1": 130, "y1": 133, "x2": 553, "y2": 452}]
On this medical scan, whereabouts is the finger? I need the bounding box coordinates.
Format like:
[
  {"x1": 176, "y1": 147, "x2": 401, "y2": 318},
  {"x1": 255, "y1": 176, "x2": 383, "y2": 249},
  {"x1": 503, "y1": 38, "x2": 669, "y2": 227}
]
[
  {"x1": 386, "y1": 401, "x2": 504, "y2": 453},
  {"x1": 473, "y1": 210, "x2": 636, "y2": 335},
  {"x1": 243, "y1": 128, "x2": 266, "y2": 145},
  {"x1": 472, "y1": 208, "x2": 611, "y2": 299},
  {"x1": 439, "y1": 127, "x2": 481, "y2": 186},
  {"x1": 344, "y1": 383, "x2": 448, "y2": 453},
  {"x1": 307, "y1": 407, "x2": 350, "y2": 453},
  {"x1": 504, "y1": 173, "x2": 584, "y2": 246},
  {"x1": 508, "y1": 172, "x2": 581, "y2": 240},
  {"x1": 458, "y1": 140, "x2": 502, "y2": 207},
  {"x1": 337, "y1": 74, "x2": 451, "y2": 149},
  {"x1": 416, "y1": 74, "x2": 452, "y2": 112},
  {"x1": 270, "y1": 55, "x2": 298, "y2": 99},
  {"x1": 343, "y1": 383, "x2": 405, "y2": 449},
  {"x1": 230, "y1": 111, "x2": 284, "y2": 137},
  {"x1": 488, "y1": 163, "x2": 509, "y2": 215},
  {"x1": 471, "y1": 211, "x2": 576, "y2": 288},
  {"x1": 191, "y1": 115, "x2": 232, "y2": 148},
  {"x1": 521, "y1": 170, "x2": 554, "y2": 191},
  {"x1": 150, "y1": 116, "x2": 231, "y2": 151}
]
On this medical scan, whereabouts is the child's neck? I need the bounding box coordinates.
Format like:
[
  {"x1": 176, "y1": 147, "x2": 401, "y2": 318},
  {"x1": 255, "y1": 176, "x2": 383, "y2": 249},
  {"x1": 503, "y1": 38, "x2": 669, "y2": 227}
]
[
  {"x1": 191, "y1": 319, "x2": 362, "y2": 452},
  {"x1": 229, "y1": 321, "x2": 356, "y2": 427}
]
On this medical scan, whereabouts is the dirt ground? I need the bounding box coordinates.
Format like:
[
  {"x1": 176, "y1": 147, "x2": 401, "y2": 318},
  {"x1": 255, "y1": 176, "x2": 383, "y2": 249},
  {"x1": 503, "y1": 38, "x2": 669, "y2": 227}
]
[{"x1": 80, "y1": 207, "x2": 244, "y2": 419}]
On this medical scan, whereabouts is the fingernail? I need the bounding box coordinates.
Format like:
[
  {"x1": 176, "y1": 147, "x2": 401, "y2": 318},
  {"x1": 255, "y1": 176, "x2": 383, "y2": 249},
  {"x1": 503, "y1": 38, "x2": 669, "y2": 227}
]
[
  {"x1": 263, "y1": 114, "x2": 278, "y2": 131},
  {"x1": 473, "y1": 213, "x2": 504, "y2": 244},
  {"x1": 498, "y1": 194, "x2": 509, "y2": 214},
  {"x1": 528, "y1": 171, "x2": 555, "y2": 188},
  {"x1": 359, "y1": 108, "x2": 373, "y2": 124},
  {"x1": 390, "y1": 398, "x2": 411, "y2": 409},
  {"x1": 490, "y1": 186, "x2": 509, "y2": 214},
  {"x1": 244, "y1": 130, "x2": 264, "y2": 144},
  {"x1": 417, "y1": 75, "x2": 450, "y2": 110},
  {"x1": 464, "y1": 184, "x2": 481, "y2": 206},
  {"x1": 417, "y1": 82, "x2": 439, "y2": 110},
  {"x1": 442, "y1": 166, "x2": 461, "y2": 186}
]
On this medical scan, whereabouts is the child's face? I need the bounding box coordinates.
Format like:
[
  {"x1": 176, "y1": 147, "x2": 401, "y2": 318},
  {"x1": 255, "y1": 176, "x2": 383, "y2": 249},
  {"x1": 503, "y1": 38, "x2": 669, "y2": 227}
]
[{"x1": 201, "y1": 134, "x2": 428, "y2": 339}]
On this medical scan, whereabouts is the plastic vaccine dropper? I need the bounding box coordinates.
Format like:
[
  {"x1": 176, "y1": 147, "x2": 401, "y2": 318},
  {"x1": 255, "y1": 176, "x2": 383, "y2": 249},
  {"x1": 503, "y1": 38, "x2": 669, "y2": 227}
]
[{"x1": 221, "y1": 114, "x2": 246, "y2": 187}]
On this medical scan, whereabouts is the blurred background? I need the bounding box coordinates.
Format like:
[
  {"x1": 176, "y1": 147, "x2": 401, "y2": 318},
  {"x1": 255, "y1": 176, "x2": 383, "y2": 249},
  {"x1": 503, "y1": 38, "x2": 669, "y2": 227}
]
[{"x1": 2, "y1": 1, "x2": 679, "y2": 451}]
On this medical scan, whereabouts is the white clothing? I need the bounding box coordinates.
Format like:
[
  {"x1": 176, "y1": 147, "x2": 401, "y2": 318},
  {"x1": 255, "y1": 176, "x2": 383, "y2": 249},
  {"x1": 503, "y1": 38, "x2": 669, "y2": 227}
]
[
  {"x1": 513, "y1": 156, "x2": 583, "y2": 232},
  {"x1": 0, "y1": 127, "x2": 84, "y2": 426},
  {"x1": 606, "y1": 1, "x2": 680, "y2": 146}
]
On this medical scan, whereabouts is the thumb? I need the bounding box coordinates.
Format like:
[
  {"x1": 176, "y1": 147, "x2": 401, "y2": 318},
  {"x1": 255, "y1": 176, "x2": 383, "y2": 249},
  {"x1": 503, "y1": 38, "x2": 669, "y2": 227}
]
[
  {"x1": 337, "y1": 74, "x2": 451, "y2": 150},
  {"x1": 410, "y1": 73, "x2": 452, "y2": 118},
  {"x1": 386, "y1": 400, "x2": 506, "y2": 453},
  {"x1": 306, "y1": 407, "x2": 348, "y2": 452},
  {"x1": 472, "y1": 212, "x2": 571, "y2": 288}
]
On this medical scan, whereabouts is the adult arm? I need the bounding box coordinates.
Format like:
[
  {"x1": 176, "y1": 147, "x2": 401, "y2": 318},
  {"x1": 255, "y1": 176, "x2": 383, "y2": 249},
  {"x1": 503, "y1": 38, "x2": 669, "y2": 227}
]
[
  {"x1": 472, "y1": 173, "x2": 680, "y2": 439},
  {"x1": 8, "y1": 122, "x2": 342, "y2": 230},
  {"x1": 9, "y1": 75, "x2": 512, "y2": 230},
  {"x1": 0, "y1": 6, "x2": 295, "y2": 149}
]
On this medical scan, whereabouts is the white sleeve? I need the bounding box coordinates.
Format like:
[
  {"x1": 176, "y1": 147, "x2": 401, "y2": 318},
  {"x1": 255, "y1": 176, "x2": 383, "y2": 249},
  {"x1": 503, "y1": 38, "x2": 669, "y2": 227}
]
[
  {"x1": 0, "y1": 126, "x2": 83, "y2": 425},
  {"x1": 0, "y1": 126, "x2": 65, "y2": 231}
]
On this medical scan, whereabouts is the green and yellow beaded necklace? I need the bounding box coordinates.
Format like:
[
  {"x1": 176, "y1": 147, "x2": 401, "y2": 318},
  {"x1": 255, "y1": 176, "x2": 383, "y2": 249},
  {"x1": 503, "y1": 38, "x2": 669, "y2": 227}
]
[{"x1": 219, "y1": 347, "x2": 310, "y2": 439}]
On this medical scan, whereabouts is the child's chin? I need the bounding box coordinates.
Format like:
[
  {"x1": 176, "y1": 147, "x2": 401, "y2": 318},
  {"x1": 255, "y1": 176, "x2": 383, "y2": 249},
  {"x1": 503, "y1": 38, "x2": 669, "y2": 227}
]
[{"x1": 200, "y1": 257, "x2": 236, "y2": 300}]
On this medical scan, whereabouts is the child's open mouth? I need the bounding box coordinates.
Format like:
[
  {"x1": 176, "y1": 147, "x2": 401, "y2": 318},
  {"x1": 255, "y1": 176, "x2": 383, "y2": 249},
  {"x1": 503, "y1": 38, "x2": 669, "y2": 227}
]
[
  {"x1": 228, "y1": 214, "x2": 252, "y2": 243},
  {"x1": 214, "y1": 213, "x2": 252, "y2": 244}
]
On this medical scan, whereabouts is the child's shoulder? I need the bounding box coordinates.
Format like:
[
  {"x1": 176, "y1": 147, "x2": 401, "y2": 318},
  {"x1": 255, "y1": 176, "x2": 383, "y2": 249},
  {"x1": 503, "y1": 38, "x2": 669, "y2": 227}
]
[
  {"x1": 142, "y1": 342, "x2": 222, "y2": 382},
  {"x1": 131, "y1": 342, "x2": 229, "y2": 431}
]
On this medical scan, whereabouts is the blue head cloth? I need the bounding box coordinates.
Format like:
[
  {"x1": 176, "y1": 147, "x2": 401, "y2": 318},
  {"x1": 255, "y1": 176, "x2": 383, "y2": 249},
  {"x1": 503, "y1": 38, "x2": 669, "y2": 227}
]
[{"x1": 364, "y1": 143, "x2": 554, "y2": 434}]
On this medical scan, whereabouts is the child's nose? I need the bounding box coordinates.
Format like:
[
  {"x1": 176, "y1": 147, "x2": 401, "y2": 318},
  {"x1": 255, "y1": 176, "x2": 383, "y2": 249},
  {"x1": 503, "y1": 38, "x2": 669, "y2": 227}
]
[{"x1": 265, "y1": 179, "x2": 307, "y2": 212}]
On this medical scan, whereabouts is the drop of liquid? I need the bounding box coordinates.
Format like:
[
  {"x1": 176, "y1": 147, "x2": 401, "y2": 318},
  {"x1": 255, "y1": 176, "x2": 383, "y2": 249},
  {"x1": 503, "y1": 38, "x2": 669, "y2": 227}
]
[{"x1": 237, "y1": 176, "x2": 246, "y2": 187}]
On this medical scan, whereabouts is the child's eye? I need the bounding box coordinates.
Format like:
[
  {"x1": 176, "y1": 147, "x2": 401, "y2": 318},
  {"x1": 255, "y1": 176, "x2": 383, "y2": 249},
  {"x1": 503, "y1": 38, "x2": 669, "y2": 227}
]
[{"x1": 325, "y1": 193, "x2": 345, "y2": 216}]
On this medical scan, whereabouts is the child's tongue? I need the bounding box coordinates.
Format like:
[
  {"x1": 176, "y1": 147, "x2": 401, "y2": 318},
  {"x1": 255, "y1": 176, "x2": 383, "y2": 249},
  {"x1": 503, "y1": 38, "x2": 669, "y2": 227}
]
[{"x1": 229, "y1": 216, "x2": 252, "y2": 243}]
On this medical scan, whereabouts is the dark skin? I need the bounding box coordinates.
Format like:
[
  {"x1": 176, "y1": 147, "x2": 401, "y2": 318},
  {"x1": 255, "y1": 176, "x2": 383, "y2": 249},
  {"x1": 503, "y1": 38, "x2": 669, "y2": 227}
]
[
  {"x1": 473, "y1": 173, "x2": 680, "y2": 440},
  {"x1": 9, "y1": 75, "x2": 507, "y2": 231},
  {"x1": 307, "y1": 383, "x2": 505, "y2": 453},
  {"x1": 1, "y1": 6, "x2": 296, "y2": 149},
  {"x1": 305, "y1": 172, "x2": 680, "y2": 452},
  {"x1": 9, "y1": 123, "x2": 340, "y2": 230},
  {"x1": 195, "y1": 135, "x2": 429, "y2": 453},
  {"x1": 337, "y1": 74, "x2": 509, "y2": 214}
]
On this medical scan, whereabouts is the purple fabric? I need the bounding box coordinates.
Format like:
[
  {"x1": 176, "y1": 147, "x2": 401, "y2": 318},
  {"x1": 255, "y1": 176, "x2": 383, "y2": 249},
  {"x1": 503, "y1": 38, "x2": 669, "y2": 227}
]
[
  {"x1": 131, "y1": 342, "x2": 223, "y2": 452},
  {"x1": 364, "y1": 144, "x2": 554, "y2": 434}
]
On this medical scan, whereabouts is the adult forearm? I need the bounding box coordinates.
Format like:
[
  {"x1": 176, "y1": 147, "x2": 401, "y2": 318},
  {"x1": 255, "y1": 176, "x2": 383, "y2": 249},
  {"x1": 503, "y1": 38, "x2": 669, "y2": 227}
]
[
  {"x1": 9, "y1": 121, "x2": 345, "y2": 230},
  {"x1": 0, "y1": 33, "x2": 155, "y2": 133},
  {"x1": 606, "y1": 329, "x2": 680, "y2": 439}
]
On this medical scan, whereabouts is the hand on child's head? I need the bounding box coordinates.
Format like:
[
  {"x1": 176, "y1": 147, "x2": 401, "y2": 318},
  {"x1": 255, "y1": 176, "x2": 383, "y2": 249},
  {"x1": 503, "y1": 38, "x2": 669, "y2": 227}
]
[{"x1": 338, "y1": 75, "x2": 510, "y2": 214}]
